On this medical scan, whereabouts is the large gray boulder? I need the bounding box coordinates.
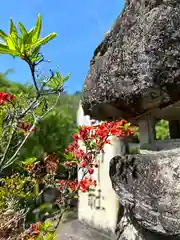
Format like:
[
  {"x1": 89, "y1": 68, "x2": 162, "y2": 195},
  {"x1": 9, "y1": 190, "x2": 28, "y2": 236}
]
[
  {"x1": 82, "y1": 0, "x2": 180, "y2": 121},
  {"x1": 109, "y1": 148, "x2": 180, "y2": 239}
]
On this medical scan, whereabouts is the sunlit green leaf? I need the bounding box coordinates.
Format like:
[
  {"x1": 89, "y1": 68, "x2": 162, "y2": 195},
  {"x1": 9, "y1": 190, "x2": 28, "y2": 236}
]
[
  {"x1": 22, "y1": 157, "x2": 37, "y2": 165},
  {"x1": 6, "y1": 37, "x2": 16, "y2": 50},
  {"x1": 18, "y1": 22, "x2": 28, "y2": 37},
  {"x1": 0, "y1": 42, "x2": 18, "y2": 56},
  {"x1": 46, "y1": 233, "x2": 56, "y2": 240},
  {"x1": 30, "y1": 55, "x2": 41, "y2": 63},
  {"x1": 19, "y1": 24, "x2": 33, "y2": 54},
  {"x1": 32, "y1": 14, "x2": 42, "y2": 42},
  {"x1": 19, "y1": 37, "x2": 25, "y2": 54},
  {"x1": 56, "y1": 72, "x2": 61, "y2": 80},
  {"x1": 31, "y1": 46, "x2": 40, "y2": 57},
  {"x1": 63, "y1": 73, "x2": 70, "y2": 83},
  {"x1": 24, "y1": 28, "x2": 35, "y2": 47},
  {"x1": 0, "y1": 30, "x2": 8, "y2": 42},
  {"x1": 31, "y1": 32, "x2": 57, "y2": 50},
  {"x1": 64, "y1": 152, "x2": 74, "y2": 160},
  {"x1": 10, "y1": 19, "x2": 18, "y2": 45}
]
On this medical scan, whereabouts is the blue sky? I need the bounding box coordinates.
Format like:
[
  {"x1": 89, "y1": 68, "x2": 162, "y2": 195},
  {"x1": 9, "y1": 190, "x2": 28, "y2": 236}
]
[{"x1": 0, "y1": 0, "x2": 124, "y2": 94}]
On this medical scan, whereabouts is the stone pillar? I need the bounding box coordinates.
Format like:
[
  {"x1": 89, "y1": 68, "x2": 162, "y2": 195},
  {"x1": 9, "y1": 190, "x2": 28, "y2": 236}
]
[
  {"x1": 169, "y1": 120, "x2": 180, "y2": 139},
  {"x1": 138, "y1": 119, "x2": 156, "y2": 149}
]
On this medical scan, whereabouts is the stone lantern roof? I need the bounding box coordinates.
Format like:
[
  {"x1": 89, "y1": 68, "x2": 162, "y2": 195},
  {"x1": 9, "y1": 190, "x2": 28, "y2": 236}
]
[{"x1": 82, "y1": 0, "x2": 180, "y2": 122}]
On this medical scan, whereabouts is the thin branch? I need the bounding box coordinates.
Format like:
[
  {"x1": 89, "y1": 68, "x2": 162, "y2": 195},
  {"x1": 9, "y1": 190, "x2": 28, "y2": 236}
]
[
  {"x1": 34, "y1": 53, "x2": 44, "y2": 66},
  {"x1": 1, "y1": 121, "x2": 37, "y2": 171},
  {"x1": 19, "y1": 97, "x2": 40, "y2": 119},
  {"x1": 54, "y1": 207, "x2": 69, "y2": 230},
  {"x1": 39, "y1": 93, "x2": 61, "y2": 120},
  {"x1": 29, "y1": 64, "x2": 39, "y2": 94},
  {"x1": 0, "y1": 124, "x2": 17, "y2": 167},
  {"x1": 39, "y1": 69, "x2": 54, "y2": 91},
  {"x1": 24, "y1": 57, "x2": 39, "y2": 94}
]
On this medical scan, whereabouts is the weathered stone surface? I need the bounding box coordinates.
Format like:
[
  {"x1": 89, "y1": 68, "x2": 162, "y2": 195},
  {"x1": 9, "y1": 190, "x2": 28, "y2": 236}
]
[
  {"x1": 109, "y1": 148, "x2": 180, "y2": 238},
  {"x1": 82, "y1": 0, "x2": 180, "y2": 121}
]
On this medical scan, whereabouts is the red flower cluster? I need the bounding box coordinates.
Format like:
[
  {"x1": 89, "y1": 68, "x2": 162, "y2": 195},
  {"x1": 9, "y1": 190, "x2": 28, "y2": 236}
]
[
  {"x1": 59, "y1": 179, "x2": 78, "y2": 192},
  {"x1": 24, "y1": 153, "x2": 59, "y2": 178},
  {"x1": 62, "y1": 120, "x2": 134, "y2": 193},
  {"x1": 0, "y1": 92, "x2": 14, "y2": 104},
  {"x1": 44, "y1": 152, "x2": 59, "y2": 173},
  {"x1": 64, "y1": 120, "x2": 134, "y2": 170},
  {"x1": 80, "y1": 177, "x2": 96, "y2": 192},
  {"x1": 58, "y1": 177, "x2": 96, "y2": 193},
  {"x1": 29, "y1": 221, "x2": 41, "y2": 235},
  {"x1": 18, "y1": 120, "x2": 35, "y2": 136},
  {"x1": 22, "y1": 221, "x2": 41, "y2": 239}
]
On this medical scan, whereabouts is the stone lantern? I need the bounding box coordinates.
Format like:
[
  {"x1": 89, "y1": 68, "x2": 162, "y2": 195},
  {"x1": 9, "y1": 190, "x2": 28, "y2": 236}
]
[{"x1": 81, "y1": 0, "x2": 180, "y2": 239}]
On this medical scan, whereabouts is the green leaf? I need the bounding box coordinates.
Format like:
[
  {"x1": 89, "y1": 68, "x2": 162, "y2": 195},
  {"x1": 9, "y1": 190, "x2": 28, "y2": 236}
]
[
  {"x1": 40, "y1": 203, "x2": 53, "y2": 213},
  {"x1": 64, "y1": 152, "x2": 73, "y2": 160},
  {"x1": 43, "y1": 219, "x2": 53, "y2": 229},
  {"x1": 46, "y1": 234, "x2": 56, "y2": 240},
  {"x1": 6, "y1": 37, "x2": 16, "y2": 50},
  {"x1": 0, "y1": 42, "x2": 8, "y2": 53},
  {"x1": 19, "y1": 22, "x2": 28, "y2": 54},
  {"x1": 56, "y1": 72, "x2": 61, "y2": 80},
  {"x1": 10, "y1": 19, "x2": 18, "y2": 45},
  {"x1": 0, "y1": 30, "x2": 8, "y2": 42},
  {"x1": 22, "y1": 157, "x2": 37, "y2": 165},
  {"x1": 45, "y1": 74, "x2": 60, "y2": 89},
  {"x1": 0, "y1": 42, "x2": 18, "y2": 56},
  {"x1": 30, "y1": 55, "x2": 41, "y2": 63},
  {"x1": 32, "y1": 14, "x2": 42, "y2": 42},
  {"x1": 18, "y1": 22, "x2": 28, "y2": 37},
  {"x1": 31, "y1": 46, "x2": 40, "y2": 57},
  {"x1": 23, "y1": 28, "x2": 35, "y2": 46},
  {"x1": 63, "y1": 73, "x2": 70, "y2": 83},
  {"x1": 31, "y1": 32, "x2": 57, "y2": 50},
  {"x1": 19, "y1": 37, "x2": 25, "y2": 54}
]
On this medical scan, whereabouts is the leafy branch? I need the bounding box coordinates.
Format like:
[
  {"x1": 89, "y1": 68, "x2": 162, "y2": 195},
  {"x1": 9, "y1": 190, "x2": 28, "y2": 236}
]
[{"x1": 0, "y1": 14, "x2": 70, "y2": 173}]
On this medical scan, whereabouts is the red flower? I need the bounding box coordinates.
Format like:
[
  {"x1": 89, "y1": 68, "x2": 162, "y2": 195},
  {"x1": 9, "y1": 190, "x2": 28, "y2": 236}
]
[
  {"x1": 0, "y1": 92, "x2": 14, "y2": 104},
  {"x1": 18, "y1": 120, "x2": 35, "y2": 136},
  {"x1": 30, "y1": 221, "x2": 41, "y2": 235},
  {"x1": 80, "y1": 177, "x2": 96, "y2": 192},
  {"x1": 58, "y1": 179, "x2": 78, "y2": 192},
  {"x1": 119, "y1": 119, "x2": 127, "y2": 126},
  {"x1": 44, "y1": 153, "x2": 59, "y2": 173},
  {"x1": 73, "y1": 134, "x2": 79, "y2": 140},
  {"x1": 80, "y1": 160, "x2": 87, "y2": 168},
  {"x1": 59, "y1": 180, "x2": 66, "y2": 185},
  {"x1": 88, "y1": 168, "x2": 94, "y2": 175},
  {"x1": 68, "y1": 179, "x2": 78, "y2": 191}
]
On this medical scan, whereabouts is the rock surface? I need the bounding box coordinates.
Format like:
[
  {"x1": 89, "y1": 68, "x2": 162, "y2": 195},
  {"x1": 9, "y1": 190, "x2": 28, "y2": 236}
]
[
  {"x1": 82, "y1": 0, "x2": 180, "y2": 121},
  {"x1": 109, "y1": 148, "x2": 180, "y2": 239}
]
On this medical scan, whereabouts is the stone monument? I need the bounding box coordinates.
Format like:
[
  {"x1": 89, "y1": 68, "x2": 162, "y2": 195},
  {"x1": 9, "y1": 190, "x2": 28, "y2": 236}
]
[{"x1": 81, "y1": 0, "x2": 180, "y2": 239}]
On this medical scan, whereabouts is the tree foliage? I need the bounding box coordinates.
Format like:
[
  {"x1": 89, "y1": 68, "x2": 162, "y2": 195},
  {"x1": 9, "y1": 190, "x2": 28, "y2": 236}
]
[
  {"x1": 0, "y1": 71, "x2": 81, "y2": 164},
  {"x1": 155, "y1": 119, "x2": 170, "y2": 140}
]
